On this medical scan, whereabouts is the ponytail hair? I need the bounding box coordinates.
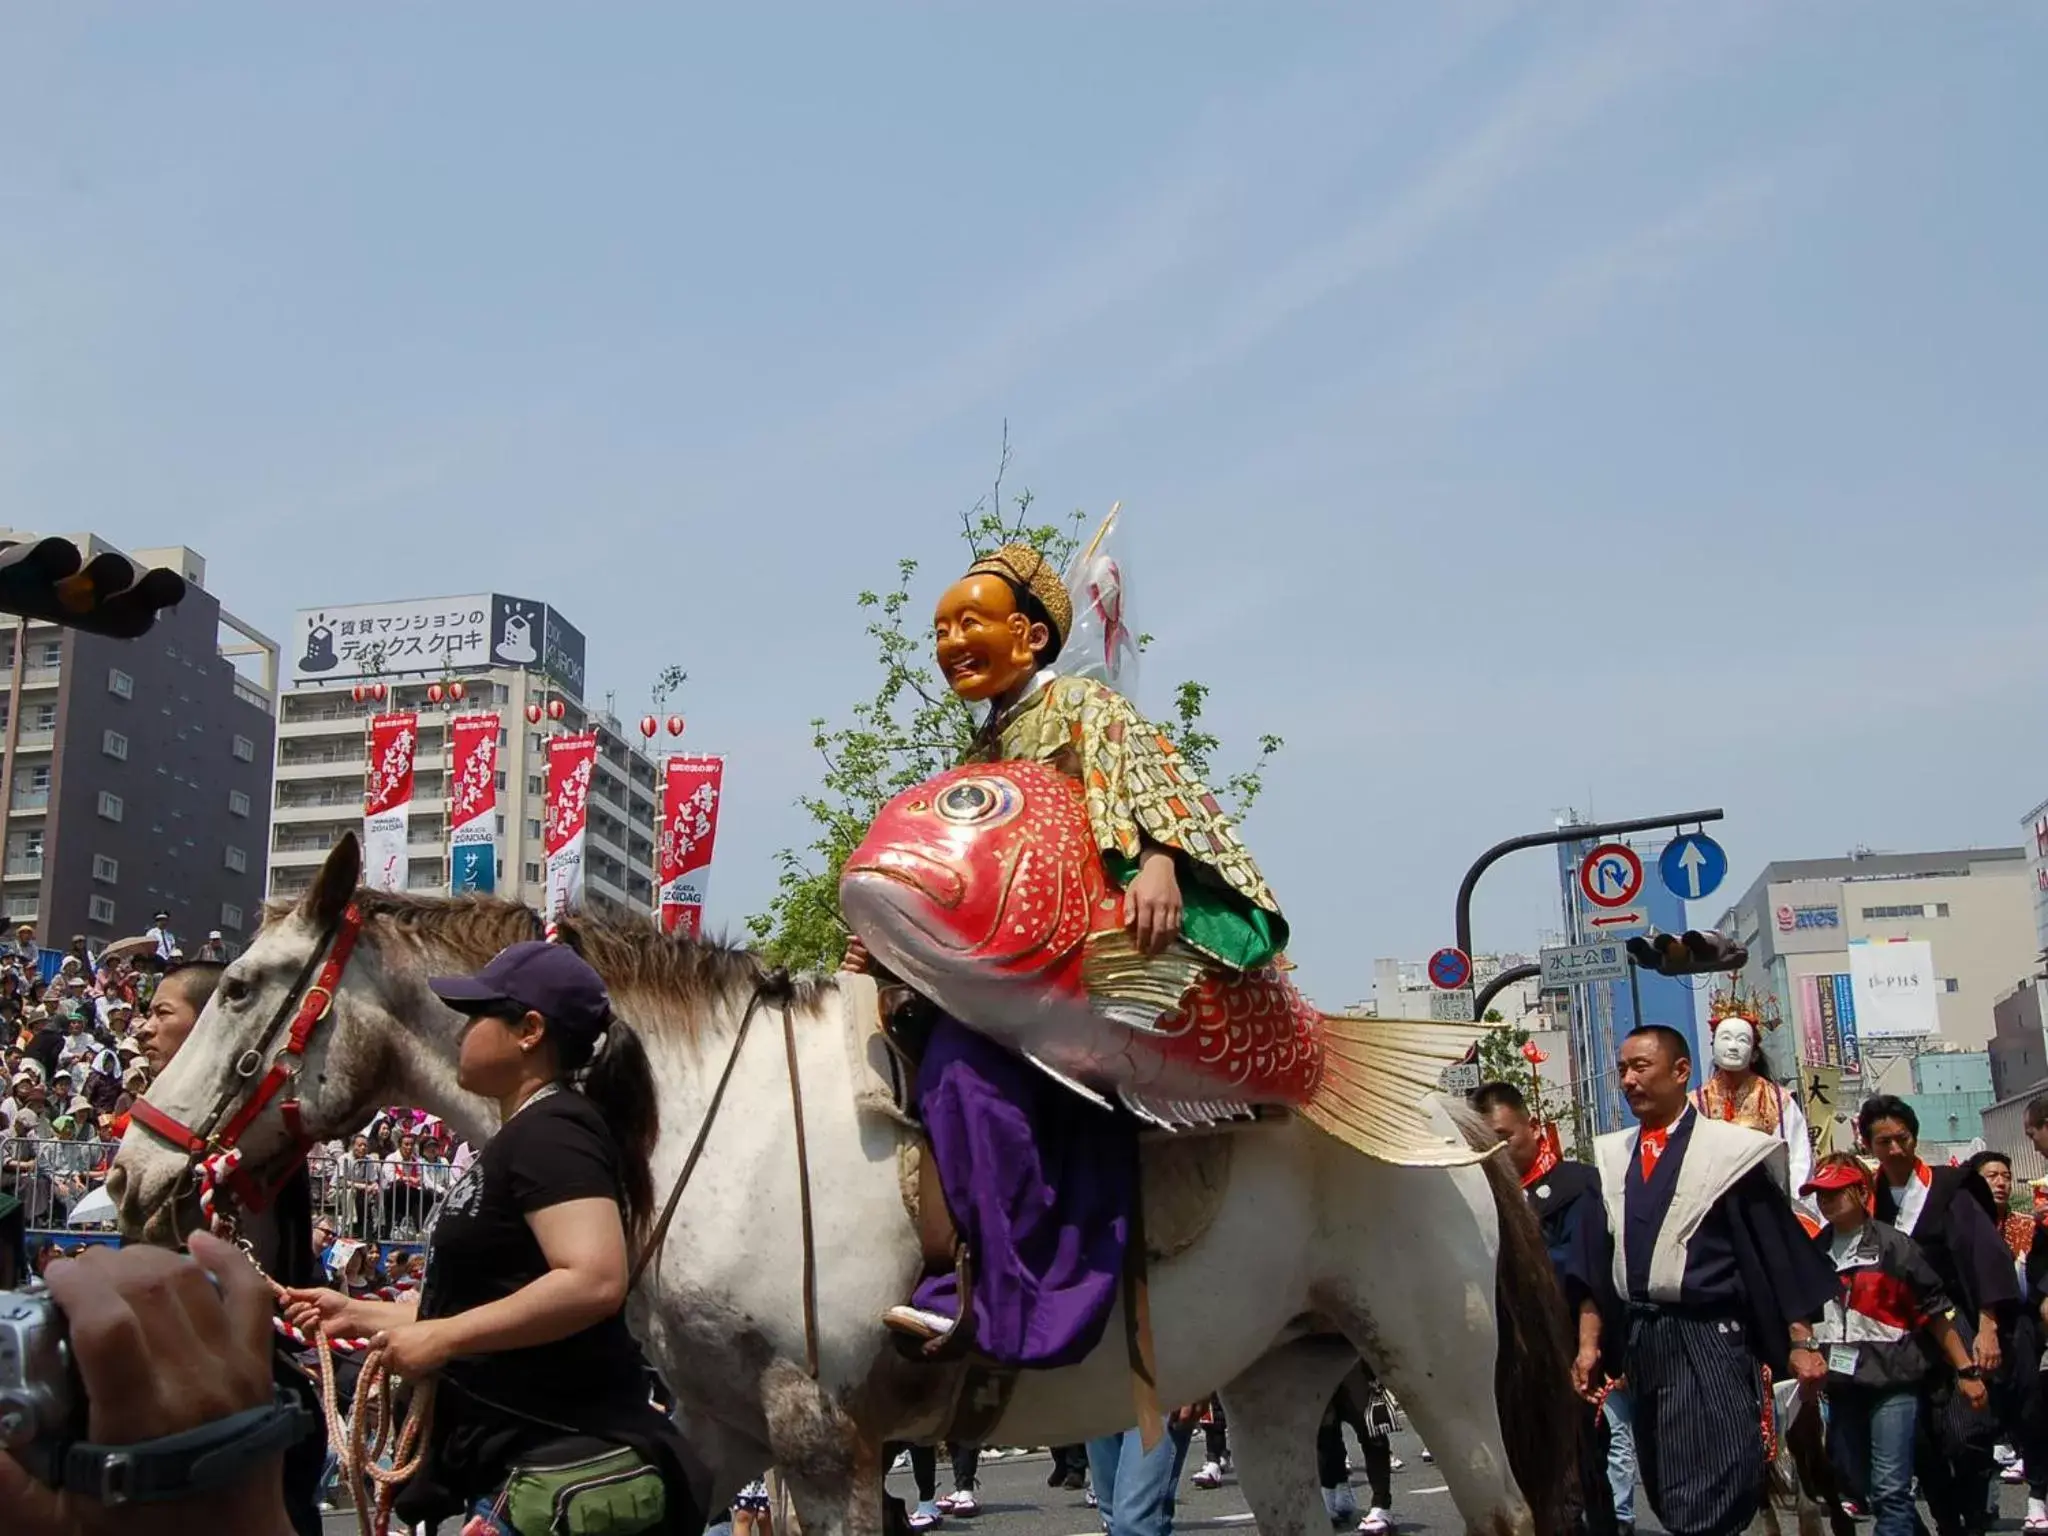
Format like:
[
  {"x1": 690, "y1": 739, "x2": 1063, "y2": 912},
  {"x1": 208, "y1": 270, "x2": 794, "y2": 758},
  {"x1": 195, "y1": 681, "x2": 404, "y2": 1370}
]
[{"x1": 555, "y1": 1019, "x2": 659, "y2": 1252}]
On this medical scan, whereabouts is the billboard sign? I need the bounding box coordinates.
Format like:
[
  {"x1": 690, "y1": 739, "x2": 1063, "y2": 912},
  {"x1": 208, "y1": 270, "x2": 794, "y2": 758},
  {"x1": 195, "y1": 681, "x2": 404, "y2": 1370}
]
[
  {"x1": 294, "y1": 597, "x2": 492, "y2": 682},
  {"x1": 294, "y1": 593, "x2": 587, "y2": 695},
  {"x1": 1848, "y1": 939, "x2": 1940, "y2": 1039}
]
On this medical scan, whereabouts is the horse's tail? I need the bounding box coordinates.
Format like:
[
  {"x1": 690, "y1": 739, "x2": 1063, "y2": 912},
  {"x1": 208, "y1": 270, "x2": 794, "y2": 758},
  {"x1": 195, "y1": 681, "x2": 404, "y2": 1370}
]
[{"x1": 1447, "y1": 1103, "x2": 1580, "y2": 1536}]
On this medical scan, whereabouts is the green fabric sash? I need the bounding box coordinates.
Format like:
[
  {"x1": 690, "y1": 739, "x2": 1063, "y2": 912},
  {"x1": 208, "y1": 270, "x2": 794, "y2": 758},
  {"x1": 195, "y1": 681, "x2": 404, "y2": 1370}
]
[{"x1": 1104, "y1": 852, "x2": 1287, "y2": 973}]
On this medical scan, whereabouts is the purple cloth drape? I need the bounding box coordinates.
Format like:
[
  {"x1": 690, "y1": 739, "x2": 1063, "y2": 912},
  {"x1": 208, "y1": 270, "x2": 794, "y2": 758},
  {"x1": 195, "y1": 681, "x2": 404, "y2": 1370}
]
[{"x1": 911, "y1": 1018, "x2": 1134, "y2": 1368}]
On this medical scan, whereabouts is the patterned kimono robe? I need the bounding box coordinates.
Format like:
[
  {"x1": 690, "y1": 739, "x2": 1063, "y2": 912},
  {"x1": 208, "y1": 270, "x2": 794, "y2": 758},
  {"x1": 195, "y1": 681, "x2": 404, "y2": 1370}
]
[{"x1": 966, "y1": 674, "x2": 1288, "y2": 971}]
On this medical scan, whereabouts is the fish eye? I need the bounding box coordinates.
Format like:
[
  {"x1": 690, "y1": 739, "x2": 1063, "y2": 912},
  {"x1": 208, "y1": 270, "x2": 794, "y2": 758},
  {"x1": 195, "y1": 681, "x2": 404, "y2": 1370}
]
[{"x1": 935, "y1": 778, "x2": 1019, "y2": 827}]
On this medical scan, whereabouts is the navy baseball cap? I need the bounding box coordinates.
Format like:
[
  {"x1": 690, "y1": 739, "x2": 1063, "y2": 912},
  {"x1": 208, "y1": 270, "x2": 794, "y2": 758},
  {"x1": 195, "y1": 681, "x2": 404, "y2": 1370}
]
[{"x1": 430, "y1": 941, "x2": 613, "y2": 1042}]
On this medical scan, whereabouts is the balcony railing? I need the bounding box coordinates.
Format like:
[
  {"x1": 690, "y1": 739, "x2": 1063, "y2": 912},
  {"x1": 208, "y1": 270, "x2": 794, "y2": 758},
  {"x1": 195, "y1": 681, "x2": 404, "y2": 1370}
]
[
  {"x1": 13, "y1": 731, "x2": 54, "y2": 751},
  {"x1": 4, "y1": 860, "x2": 44, "y2": 880},
  {"x1": 9, "y1": 790, "x2": 49, "y2": 812}
]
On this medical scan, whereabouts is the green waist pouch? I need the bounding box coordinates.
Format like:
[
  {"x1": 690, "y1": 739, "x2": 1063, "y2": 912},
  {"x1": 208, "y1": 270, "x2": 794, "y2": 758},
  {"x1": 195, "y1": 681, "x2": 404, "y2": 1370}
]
[{"x1": 504, "y1": 1443, "x2": 666, "y2": 1536}]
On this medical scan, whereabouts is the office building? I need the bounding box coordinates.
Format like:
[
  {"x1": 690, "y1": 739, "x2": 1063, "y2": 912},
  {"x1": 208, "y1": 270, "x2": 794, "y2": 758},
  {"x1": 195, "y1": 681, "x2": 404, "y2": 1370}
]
[
  {"x1": 0, "y1": 535, "x2": 278, "y2": 948},
  {"x1": 1714, "y1": 848, "x2": 2036, "y2": 1067},
  {"x1": 267, "y1": 593, "x2": 658, "y2": 917}
]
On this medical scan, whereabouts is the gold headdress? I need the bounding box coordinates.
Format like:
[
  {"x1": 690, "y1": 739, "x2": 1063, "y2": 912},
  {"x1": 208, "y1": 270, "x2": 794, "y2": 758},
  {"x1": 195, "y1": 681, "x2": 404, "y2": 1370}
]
[
  {"x1": 1709, "y1": 986, "x2": 1782, "y2": 1032},
  {"x1": 966, "y1": 543, "x2": 1073, "y2": 649}
]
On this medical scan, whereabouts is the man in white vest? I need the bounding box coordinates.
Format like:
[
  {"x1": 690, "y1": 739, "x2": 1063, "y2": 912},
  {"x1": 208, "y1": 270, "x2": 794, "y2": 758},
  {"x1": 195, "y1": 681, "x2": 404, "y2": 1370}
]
[{"x1": 1595, "y1": 1024, "x2": 1836, "y2": 1536}]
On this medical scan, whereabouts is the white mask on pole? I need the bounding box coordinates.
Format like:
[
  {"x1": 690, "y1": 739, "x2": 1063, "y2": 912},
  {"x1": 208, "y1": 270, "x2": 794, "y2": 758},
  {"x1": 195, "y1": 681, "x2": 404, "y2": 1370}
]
[{"x1": 1711, "y1": 1018, "x2": 1757, "y2": 1074}]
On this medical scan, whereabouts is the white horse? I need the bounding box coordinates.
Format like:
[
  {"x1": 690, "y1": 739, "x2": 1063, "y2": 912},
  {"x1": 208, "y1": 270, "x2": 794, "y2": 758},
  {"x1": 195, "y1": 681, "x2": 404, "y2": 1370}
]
[{"x1": 110, "y1": 837, "x2": 1577, "y2": 1536}]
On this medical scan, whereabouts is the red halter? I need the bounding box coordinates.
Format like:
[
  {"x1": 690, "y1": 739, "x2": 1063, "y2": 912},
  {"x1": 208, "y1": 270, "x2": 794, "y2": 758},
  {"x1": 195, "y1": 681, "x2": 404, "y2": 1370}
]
[{"x1": 129, "y1": 903, "x2": 365, "y2": 1213}]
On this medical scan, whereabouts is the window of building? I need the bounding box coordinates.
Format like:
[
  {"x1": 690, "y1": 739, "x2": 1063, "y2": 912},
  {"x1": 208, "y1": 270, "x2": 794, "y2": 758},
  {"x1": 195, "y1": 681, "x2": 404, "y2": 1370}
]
[
  {"x1": 92, "y1": 855, "x2": 118, "y2": 884},
  {"x1": 231, "y1": 734, "x2": 256, "y2": 762},
  {"x1": 34, "y1": 640, "x2": 62, "y2": 668},
  {"x1": 107, "y1": 667, "x2": 134, "y2": 699},
  {"x1": 1943, "y1": 978, "x2": 1960, "y2": 993},
  {"x1": 228, "y1": 789, "x2": 252, "y2": 818},
  {"x1": 495, "y1": 770, "x2": 508, "y2": 790},
  {"x1": 526, "y1": 818, "x2": 543, "y2": 839},
  {"x1": 102, "y1": 729, "x2": 129, "y2": 761},
  {"x1": 221, "y1": 903, "x2": 244, "y2": 932},
  {"x1": 1935, "y1": 902, "x2": 1951, "y2": 917},
  {"x1": 87, "y1": 895, "x2": 116, "y2": 925},
  {"x1": 30, "y1": 703, "x2": 55, "y2": 731},
  {"x1": 524, "y1": 862, "x2": 542, "y2": 883},
  {"x1": 1861, "y1": 904, "x2": 1925, "y2": 921},
  {"x1": 17, "y1": 765, "x2": 49, "y2": 793},
  {"x1": 4, "y1": 896, "x2": 37, "y2": 922},
  {"x1": 97, "y1": 791, "x2": 123, "y2": 822},
  {"x1": 527, "y1": 775, "x2": 544, "y2": 796},
  {"x1": 224, "y1": 845, "x2": 248, "y2": 874}
]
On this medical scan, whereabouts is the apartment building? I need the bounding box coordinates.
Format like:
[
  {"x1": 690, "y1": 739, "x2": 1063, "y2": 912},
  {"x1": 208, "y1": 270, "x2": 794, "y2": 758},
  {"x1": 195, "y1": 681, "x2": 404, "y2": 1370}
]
[
  {"x1": 0, "y1": 536, "x2": 278, "y2": 947},
  {"x1": 267, "y1": 593, "x2": 658, "y2": 917}
]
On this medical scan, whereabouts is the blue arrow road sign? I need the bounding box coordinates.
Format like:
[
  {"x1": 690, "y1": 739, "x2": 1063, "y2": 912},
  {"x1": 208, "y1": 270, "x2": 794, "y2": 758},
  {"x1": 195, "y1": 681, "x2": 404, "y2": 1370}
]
[{"x1": 1660, "y1": 832, "x2": 1728, "y2": 904}]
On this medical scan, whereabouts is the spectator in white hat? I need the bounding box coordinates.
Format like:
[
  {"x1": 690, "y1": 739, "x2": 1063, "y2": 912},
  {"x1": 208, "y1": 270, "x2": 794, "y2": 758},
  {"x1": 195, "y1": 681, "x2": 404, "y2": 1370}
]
[{"x1": 198, "y1": 929, "x2": 229, "y2": 963}]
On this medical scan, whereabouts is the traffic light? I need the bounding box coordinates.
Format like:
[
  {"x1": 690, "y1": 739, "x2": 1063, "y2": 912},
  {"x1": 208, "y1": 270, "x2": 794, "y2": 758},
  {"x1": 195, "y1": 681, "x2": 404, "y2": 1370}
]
[
  {"x1": 0, "y1": 537, "x2": 187, "y2": 639},
  {"x1": 1626, "y1": 929, "x2": 1749, "y2": 977}
]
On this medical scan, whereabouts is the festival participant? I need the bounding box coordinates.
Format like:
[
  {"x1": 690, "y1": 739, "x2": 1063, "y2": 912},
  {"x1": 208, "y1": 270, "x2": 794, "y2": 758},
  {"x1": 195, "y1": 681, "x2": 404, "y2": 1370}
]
[
  {"x1": 1316, "y1": 1364, "x2": 1395, "y2": 1534},
  {"x1": 866, "y1": 542, "x2": 1287, "y2": 1360},
  {"x1": 1594, "y1": 1025, "x2": 1835, "y2": 1536},
  {"x1": 1966, "y1": 1149, "x2": 2033, "y2": 1265},
  {"x1": 125, "y1": 958, "x2": 329, "y2": 1536},
  {"x1": 1804, "y1": 1152, "x2": 1984, "y2": 1536},
  {"x1": 134, "y1": 961, "x2": 221, "y2": 1076},
  {"x1": 280, "y1": 940, "x2": 703, "y2": 1536},
  {"x1": 1474, "y1": 1080, "x2": 1618, "y2": 1536},
  {"x1": 1859, "y1": 1095, "x2": 2016, "y2": 1536},
  {"x1": 1088, "y1": 1410, "x2": 1199, "y2": 1536},
  {"x1": 1691, "y1": 1003, "x2": 1812, "y2": 1205},
  {"x1": 2016, "y1": 1102, "x2": 2048, "y2": 1531}
]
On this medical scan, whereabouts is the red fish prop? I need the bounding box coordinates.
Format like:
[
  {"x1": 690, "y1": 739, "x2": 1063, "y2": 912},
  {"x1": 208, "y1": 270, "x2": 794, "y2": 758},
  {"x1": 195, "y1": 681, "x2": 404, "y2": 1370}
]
[{"x1": 841, "y1": 760, "x2": 1388, "y2": 1136}]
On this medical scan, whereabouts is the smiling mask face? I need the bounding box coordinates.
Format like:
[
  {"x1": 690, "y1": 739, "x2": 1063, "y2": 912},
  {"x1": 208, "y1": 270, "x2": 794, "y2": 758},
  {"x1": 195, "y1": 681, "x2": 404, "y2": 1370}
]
[{"x1": 1712, "y1": 1017, "x2": 1758, "y2": 1073}]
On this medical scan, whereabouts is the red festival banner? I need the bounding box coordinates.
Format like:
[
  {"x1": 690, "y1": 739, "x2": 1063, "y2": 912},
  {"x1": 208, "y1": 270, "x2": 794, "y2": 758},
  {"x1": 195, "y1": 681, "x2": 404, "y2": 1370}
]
[
  {"x1": 448, "y1": 713, "x2": 501, "y2": 894},
  {"x1": 544, "y1": 732, "x2": 598, "y2": 925},
  {"x1": 363, "y1": 712, "x2": 418, "y2": 893},
  {"x1": 658, "y1": 755, "x2": 726, "y2": 936}
]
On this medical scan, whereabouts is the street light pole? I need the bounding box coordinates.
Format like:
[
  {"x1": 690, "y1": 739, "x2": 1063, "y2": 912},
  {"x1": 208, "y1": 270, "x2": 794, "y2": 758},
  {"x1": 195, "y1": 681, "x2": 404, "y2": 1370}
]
[{"x1": 1453, "y1": 807, "x2": 1726, "y2": 961}]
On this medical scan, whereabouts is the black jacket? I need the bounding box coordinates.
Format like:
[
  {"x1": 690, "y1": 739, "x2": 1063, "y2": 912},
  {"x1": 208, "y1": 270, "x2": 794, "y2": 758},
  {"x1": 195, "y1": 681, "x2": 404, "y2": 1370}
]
[{"x1": 1873, "y1": 1166, "x2": 2018, "y2": 1329}]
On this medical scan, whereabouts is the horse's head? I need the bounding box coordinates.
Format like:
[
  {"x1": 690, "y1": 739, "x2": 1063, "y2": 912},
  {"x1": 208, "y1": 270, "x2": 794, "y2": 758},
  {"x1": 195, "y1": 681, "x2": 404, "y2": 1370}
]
[{"x1": 108, "y1": 834, "x2": 502, "y2": 1245}]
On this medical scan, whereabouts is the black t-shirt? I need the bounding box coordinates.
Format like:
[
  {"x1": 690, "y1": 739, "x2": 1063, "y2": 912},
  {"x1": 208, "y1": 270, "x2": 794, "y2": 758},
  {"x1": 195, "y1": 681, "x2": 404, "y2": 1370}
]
[{"x1": 419, "y1": 1089, "x2": 648, "y2": 1421}]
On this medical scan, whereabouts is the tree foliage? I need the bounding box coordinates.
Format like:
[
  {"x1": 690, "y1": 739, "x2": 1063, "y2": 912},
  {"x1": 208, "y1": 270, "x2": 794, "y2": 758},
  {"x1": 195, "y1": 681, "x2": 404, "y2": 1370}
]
[{"x1": 747, "y1": 442, "x2": 1282, "y2": 973}]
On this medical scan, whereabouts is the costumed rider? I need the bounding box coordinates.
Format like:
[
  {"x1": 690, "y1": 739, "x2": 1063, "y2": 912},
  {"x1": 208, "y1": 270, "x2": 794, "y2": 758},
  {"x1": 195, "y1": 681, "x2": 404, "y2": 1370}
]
[
  {"x1": 1595, "y1": 1025, "x2": 1837, "y2": 1536},
  {"x1": 1692, "y1": 999, "x2": 1812, "y2": 1212},
  {"x1": 857, "y1": 533, "x2": 1289, "y2": 1364}
]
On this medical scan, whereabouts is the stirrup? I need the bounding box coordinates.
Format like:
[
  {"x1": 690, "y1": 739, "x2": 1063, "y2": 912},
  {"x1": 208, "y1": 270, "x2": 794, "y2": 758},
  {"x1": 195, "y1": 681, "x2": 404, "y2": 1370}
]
[{"x1": 884, "y1": 1305, "x2": 957, "y2": 1343}]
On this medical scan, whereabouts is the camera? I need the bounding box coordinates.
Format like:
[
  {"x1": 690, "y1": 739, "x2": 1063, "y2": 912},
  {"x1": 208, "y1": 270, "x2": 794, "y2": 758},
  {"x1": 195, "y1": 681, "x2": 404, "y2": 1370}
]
[{"x1": 0, "y1": 1278, "x2": 82, "y2": 1486}]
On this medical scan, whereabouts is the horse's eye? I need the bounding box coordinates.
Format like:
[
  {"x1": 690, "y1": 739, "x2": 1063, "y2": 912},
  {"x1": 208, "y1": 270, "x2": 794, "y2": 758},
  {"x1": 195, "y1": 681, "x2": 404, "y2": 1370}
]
[{"x1": 222, "y1": 976, "x2": 251, "y2": 1005}]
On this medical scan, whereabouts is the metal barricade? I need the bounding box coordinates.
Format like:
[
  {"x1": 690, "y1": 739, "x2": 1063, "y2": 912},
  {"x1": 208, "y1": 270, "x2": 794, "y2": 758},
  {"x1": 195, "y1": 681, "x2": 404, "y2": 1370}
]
[
  {"x1": 309, "y1": 1153, "x2": 454, "y2": 1242},
  {"x1": 4, "y1": 1136, "x2": 118, "y2": 1233}
]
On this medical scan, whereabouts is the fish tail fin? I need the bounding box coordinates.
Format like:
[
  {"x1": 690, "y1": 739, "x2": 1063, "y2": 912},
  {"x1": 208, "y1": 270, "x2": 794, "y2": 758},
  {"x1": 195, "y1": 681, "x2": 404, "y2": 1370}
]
[{"x1": 1299, "y1": 1014, "x2": 1506, "y2": 1167}]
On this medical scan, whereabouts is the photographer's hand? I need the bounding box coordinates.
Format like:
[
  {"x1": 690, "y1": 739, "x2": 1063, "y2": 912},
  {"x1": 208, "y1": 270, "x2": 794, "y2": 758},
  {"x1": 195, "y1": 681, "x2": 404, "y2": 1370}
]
[{"x1": 0, "y1": 1232, "x2": 295, "y2": 1536}]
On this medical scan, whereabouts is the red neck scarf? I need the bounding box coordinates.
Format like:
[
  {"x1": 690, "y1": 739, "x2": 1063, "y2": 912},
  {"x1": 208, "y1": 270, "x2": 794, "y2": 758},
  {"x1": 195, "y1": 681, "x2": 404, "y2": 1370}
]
[
  {"x1": 1639, "y1": 1108, "x2": 1687, "y2": 1181},
  {"x1": 1521, "y1": 1127, "x2": 1562, "y2": 1189}
]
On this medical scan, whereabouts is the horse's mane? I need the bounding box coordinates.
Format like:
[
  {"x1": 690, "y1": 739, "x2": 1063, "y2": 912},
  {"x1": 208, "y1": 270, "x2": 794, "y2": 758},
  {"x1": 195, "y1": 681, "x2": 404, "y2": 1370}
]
[{"x1": 263, "y1": 889, "x2": 835, "y2": 1044}]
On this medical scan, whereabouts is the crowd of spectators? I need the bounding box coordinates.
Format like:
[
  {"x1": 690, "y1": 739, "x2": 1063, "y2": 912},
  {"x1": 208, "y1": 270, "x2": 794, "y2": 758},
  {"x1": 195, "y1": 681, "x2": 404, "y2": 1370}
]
[{"x1": 0, "y1": 915, "x2": 473, "y2": 1256}]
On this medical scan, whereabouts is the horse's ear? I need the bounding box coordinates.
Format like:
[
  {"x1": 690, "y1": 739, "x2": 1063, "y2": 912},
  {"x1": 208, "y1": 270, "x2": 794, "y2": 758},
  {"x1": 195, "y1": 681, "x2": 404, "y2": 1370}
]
[{"x1": 303, "y1": 834, "x2": 362, "y2": 928}]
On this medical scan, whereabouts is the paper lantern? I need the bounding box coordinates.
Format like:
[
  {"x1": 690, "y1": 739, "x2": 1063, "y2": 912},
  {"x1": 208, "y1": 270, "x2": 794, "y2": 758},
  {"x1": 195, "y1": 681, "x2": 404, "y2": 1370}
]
[
  {"x1": 426, "y1": 683, "x2": 444, "y2": 705},
  {"x1": 350, "y1": 684, "x2": 367, "y2": 704},
  {"x1": 370, "y1": 683, "x2": 387, "y2": 703},
  {"x1": 547, "y1": 699, "x2": 566, "y2": 721},
  {"x1": 524, "y1": 704, "x2": 543, "y2": 725},
  {"x1": 666, "y1": 715, "x2": 685, "y2": 737},
  {"x1": 639, "y1": 715, "x2": 658, "y2": 739},
  {"x1": 448, "y1": 681, "x2": 467, "y2": 702}
]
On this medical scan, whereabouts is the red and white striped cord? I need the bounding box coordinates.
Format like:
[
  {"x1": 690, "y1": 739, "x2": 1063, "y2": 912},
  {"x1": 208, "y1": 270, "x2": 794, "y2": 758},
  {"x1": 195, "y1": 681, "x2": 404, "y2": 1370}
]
[{"x1": 199, "y1": 1146, "x2": 374, "y2": 1351}]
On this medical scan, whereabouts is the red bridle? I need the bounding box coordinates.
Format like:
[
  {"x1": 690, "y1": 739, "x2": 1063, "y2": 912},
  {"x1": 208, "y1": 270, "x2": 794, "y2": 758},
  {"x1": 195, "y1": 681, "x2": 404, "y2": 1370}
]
[{"x1": 129, "y1": 902, "x2": 365, "y2": 1213}]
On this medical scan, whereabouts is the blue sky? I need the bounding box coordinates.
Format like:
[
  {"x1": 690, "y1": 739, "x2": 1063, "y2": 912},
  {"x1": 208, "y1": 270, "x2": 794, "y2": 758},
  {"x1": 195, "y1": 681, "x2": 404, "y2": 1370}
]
[{"x1": 5, "y1": 7, "x2": 2043, "y2": 1006}]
